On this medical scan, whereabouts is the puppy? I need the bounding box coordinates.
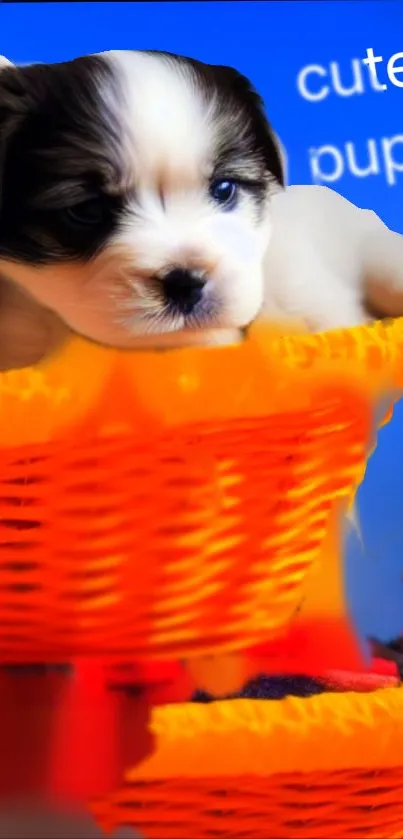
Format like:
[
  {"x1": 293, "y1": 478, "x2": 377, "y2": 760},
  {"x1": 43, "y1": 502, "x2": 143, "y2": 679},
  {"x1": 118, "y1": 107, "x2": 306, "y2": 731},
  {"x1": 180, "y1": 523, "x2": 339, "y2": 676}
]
[
  {"x1": 0, "y1": 50, "x2": 283, "y2": 368},
  {"x1": 1, "y1": 50, "x2": 403, "y2": 372}
]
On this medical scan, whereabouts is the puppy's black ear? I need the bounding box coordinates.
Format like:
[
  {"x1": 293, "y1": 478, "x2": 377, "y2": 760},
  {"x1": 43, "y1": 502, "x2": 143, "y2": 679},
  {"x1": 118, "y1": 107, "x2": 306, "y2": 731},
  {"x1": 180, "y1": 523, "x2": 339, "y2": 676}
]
[
  {"x1": 213, "y1": 64, "x2": 286, "y2": 187},
  {"x1": 0, "y1": 61, "x2": 31, "y2": 219}
]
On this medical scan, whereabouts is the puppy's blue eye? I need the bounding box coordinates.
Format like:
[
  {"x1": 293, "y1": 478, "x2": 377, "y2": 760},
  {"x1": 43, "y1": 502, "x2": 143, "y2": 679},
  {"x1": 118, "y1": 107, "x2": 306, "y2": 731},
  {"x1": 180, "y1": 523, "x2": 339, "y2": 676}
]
[
  {"x1": 64, "y1": 199, "x2": 104, "y2": 226},
  {"x1": 209, "y1": 179, "x2": 238, "y2": 209}
]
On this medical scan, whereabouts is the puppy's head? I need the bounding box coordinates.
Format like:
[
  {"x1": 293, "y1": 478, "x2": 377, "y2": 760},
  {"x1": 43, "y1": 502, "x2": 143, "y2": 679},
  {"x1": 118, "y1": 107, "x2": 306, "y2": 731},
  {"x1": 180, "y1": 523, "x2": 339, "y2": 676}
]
[{"x1": 0, "y1": 50, "x2": 284, "y2": 350}]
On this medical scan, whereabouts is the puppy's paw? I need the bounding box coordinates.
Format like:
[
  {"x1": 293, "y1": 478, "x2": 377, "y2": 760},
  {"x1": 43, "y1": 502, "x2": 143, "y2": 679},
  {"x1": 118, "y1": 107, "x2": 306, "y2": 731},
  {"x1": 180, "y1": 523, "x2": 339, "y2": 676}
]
[{"x1": 0, "y1": 280, "x2": 70, "y2": 371}]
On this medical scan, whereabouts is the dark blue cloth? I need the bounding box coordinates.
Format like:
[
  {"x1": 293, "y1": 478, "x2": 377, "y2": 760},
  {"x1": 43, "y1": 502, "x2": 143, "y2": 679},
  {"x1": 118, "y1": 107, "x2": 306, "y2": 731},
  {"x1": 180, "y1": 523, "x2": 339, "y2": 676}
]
[{"x1": 193, "y1": 675, "x2": 326, "y2": 702}]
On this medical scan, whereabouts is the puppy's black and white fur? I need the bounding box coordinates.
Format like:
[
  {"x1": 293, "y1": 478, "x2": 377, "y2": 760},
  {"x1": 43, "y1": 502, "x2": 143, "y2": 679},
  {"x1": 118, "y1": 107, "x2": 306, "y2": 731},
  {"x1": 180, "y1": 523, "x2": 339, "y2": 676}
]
[
  {"x1": 0, "y1": 50, "x2": 284, "y2": 365},
  {"x1": 1, "y1": 49, "x2": 403, "y2": 371}
]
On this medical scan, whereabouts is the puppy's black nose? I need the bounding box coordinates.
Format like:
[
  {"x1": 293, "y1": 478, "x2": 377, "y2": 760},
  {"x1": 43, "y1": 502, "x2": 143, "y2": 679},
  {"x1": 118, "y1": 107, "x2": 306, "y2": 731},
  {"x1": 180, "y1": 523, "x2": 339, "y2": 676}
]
[{"x1": 162, "y1": 268, "x2": 206, "y2": 315}]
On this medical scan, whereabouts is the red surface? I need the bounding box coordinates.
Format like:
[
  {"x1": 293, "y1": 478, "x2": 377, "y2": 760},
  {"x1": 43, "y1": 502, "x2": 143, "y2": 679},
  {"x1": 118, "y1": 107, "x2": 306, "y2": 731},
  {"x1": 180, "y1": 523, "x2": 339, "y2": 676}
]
[{"x1": 0, "y1": 664, "x2": 153, "y2": 803}]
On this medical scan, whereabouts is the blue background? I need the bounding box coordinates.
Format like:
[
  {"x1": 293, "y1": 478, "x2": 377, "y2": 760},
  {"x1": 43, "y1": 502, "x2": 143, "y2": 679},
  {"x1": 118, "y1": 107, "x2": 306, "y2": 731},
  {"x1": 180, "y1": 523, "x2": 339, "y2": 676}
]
[{"x1": 1, "y1": 1, "x2": 402, "y2": 648}]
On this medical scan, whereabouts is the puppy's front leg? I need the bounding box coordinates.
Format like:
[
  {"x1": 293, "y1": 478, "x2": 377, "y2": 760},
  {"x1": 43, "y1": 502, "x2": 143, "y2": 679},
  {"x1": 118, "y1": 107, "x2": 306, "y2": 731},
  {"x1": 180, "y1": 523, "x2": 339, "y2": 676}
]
[
  {"x1": 360, "y1": 209, "x2": 403, "y2": 318},
  {"x1": 263, "y1": 239, "x2": 368, "y2": 332},
  {"x1": 0, "y1": 278, "x2": 69, "y2": 371}
]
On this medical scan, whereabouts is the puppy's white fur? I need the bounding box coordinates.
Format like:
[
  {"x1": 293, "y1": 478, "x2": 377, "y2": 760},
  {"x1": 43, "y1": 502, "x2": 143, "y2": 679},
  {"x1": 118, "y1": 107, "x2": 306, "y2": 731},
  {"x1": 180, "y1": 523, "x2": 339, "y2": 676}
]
[
  {"x1": 0, "y1": 51, "x2": 276, "y2": 352},
  {"x1": 264, "y1": 185, "x2": 403, "y2": 331}
]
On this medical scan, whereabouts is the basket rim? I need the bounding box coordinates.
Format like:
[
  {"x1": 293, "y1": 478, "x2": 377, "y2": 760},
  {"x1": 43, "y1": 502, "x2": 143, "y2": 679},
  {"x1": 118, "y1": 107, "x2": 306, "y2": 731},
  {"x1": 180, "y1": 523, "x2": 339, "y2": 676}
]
[{"x1": 127, "y1": 688, "x2": 403, "y2": 780}]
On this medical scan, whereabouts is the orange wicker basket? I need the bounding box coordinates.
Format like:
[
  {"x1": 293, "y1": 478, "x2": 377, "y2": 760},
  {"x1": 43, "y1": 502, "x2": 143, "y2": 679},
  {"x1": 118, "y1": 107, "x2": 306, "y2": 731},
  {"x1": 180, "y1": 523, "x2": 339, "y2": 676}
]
[
  {"x1": 95, "y1": 689, "x2": 403, "y2": 839},
  {"x1": 0, "y1": 319, "x2": 401, "y2": 664},
  {"x1": 0, "y1": 317, "x2": 402, "y2": 833}
]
